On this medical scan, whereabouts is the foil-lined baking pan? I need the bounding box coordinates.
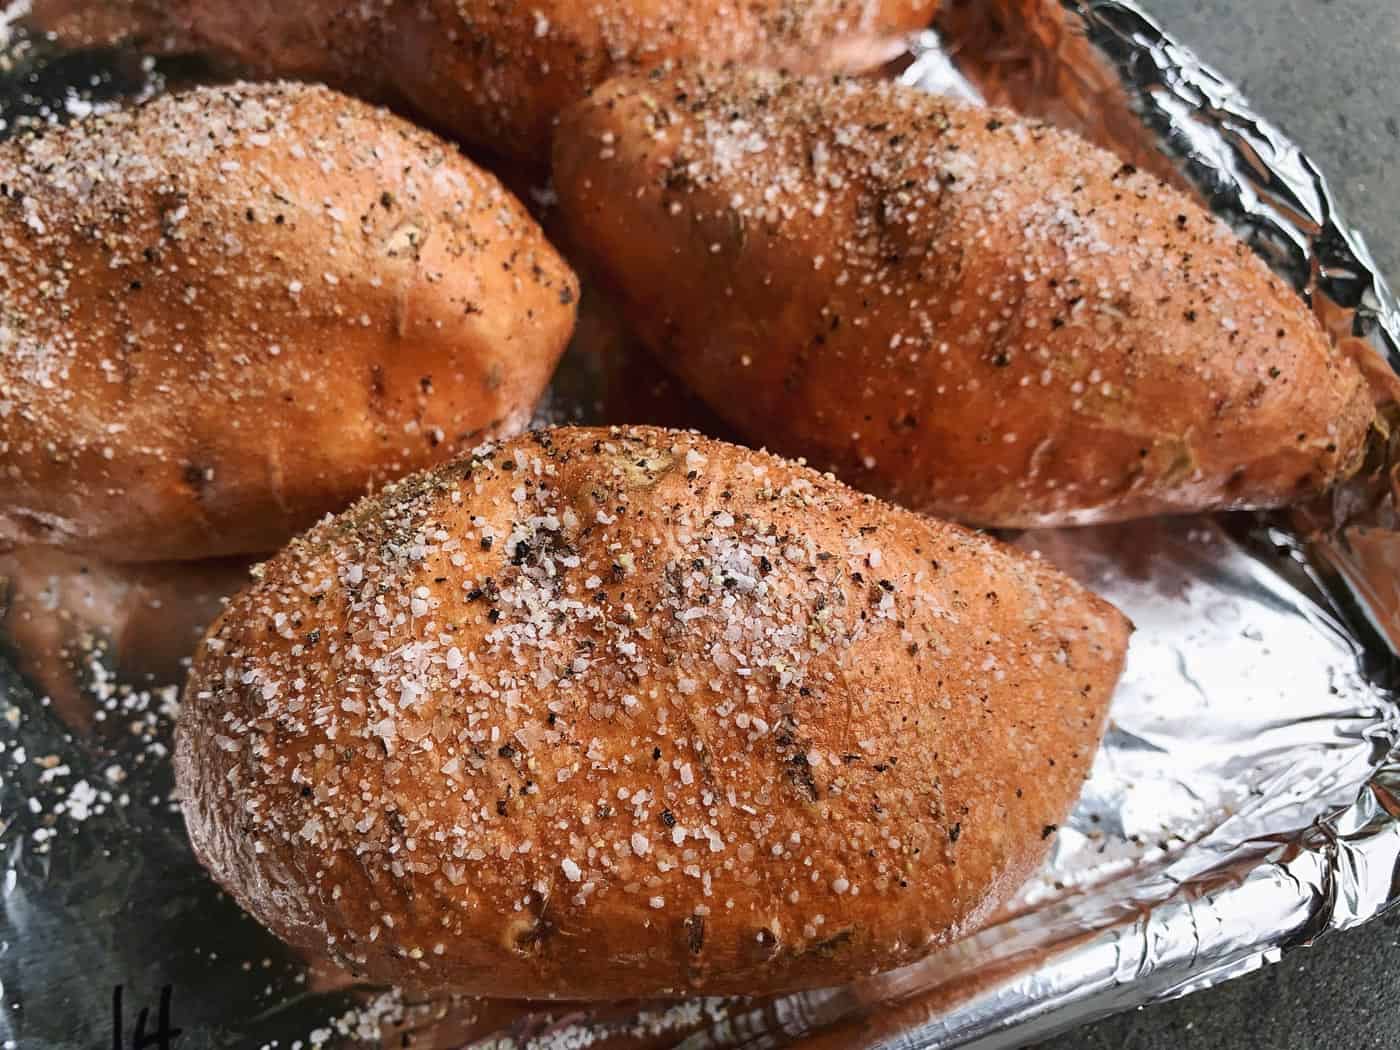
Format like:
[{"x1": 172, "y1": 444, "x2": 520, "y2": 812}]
[{"x1": 1, "y1": 1, "x2": 1397, "y2": 1047}]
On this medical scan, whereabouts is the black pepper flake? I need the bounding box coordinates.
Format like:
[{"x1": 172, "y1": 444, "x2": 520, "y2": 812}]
[
  {"x1": 496, "y1": 799, "x2": 508, "y2": 816},
  {"x1": 949, "y1": 822, "x2": 962, "y2": 843},
  {"x1": 685, "y1": 915, "x2": 705, "y2": 955},
  {"x1": 487, "y1": 608, "x2": 502, "y2": 624},
  {"x1": 1042, "y1": 824, "x2": 1059, "y2": 839},
  {"x1": 652, "y1": 747, "x2": 663, "y2": 760},
  {"x1": 498, "y1": 744, "x2": 516, "y2": 759},
  {"x1": 785, "y1": 758, "x2": 819, "y2": 802},
  {"x1": 660, "y1": 809, "x2": 677, "y2": 827}
]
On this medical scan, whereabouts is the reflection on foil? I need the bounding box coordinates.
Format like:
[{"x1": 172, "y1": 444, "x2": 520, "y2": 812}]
[{"x1": 2, "y1": 1, "x2": 1399, "y2": 1048}]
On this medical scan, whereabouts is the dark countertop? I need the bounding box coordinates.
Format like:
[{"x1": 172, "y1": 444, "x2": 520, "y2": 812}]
[{"x1": 1034, "y1": 2, "x2": 1400, "y2": 1047}]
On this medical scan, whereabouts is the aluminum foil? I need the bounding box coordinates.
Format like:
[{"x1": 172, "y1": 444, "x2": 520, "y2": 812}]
[{"x1": 2, "y1": 1, "x2": 1399, "y2": 1047}]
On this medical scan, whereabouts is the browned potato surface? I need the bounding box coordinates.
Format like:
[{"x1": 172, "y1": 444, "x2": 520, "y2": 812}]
[
  {"x1": 0, "y1": 82, "x2": 578, "y2": 561},
  {"x1": 553, "y1": 69, "x2": 1374, "y2": 527},
  {"x1": 177, "y1": 425, "x2": 1129, "y2": 998},
  {"x1": 27, "y1": 0, "x2": 941, "y2": 168}
]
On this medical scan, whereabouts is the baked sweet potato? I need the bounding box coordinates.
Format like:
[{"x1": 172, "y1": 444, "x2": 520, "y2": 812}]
[
  {"x1": 553, "y1": 68, "x2": 1374, "y2": 527},
  {"x1": 26, "y1": 0, "x2": 942, "y2": 169},
  {"x1": 0, "y1": 82, "x2": 577, "y2": 561},
  {"x1": 177, "y1": 425, "x2": 1129, "y2": 998}
]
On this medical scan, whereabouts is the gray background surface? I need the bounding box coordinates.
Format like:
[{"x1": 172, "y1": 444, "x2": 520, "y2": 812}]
[{"x1": 1032, "y1": 1, "x2": 1400, "y2": 1047}]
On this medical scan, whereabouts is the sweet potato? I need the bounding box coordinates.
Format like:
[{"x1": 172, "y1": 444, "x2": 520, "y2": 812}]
[
  {"x1": 177, "y1": 425, "x2": 1129, "y2": 997},
  {"x1": 553, "y1": 68, "x2": 1374, "y2": 526},
  {"x1": 0, "y1": 82, "x2": 577, "y2": 560},
  {"x1": 26, "y1": 0, "x2": 942, "y2": 169}
]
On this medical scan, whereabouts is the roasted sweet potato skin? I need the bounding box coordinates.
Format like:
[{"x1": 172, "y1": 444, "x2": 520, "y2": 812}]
[
  {"x1": 0, "y1": 82, "x2": 577, "y2": 561},
  {"x1": 28, "y1": 0, "x2": 942, "y2": 168},
  {"x1": 177, "y1": 426, "x2": 1128, "y2": 998},
  {"x1": 554, "y1": 69, "x2": 1373, "y2": 527}
]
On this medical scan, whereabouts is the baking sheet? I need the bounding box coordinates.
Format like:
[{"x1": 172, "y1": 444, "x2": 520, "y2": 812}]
[{"x1": 2, "y1": 1, "x2": 1398, "y2": 1047}]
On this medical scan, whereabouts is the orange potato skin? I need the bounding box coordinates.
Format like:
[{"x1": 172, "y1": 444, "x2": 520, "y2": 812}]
[
  {"x1": 27, "y1": 0, "x2": 941, "y2": 168},
  {"x1": 177, "y1": 425, "x2": 1128, "y2": 999},
  {"x1": 0, "y1": 82, "x2": 577, "y2": 561},
  {"x1": 552, "y1": 69, "x2": 1374, "y2": 527}
]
